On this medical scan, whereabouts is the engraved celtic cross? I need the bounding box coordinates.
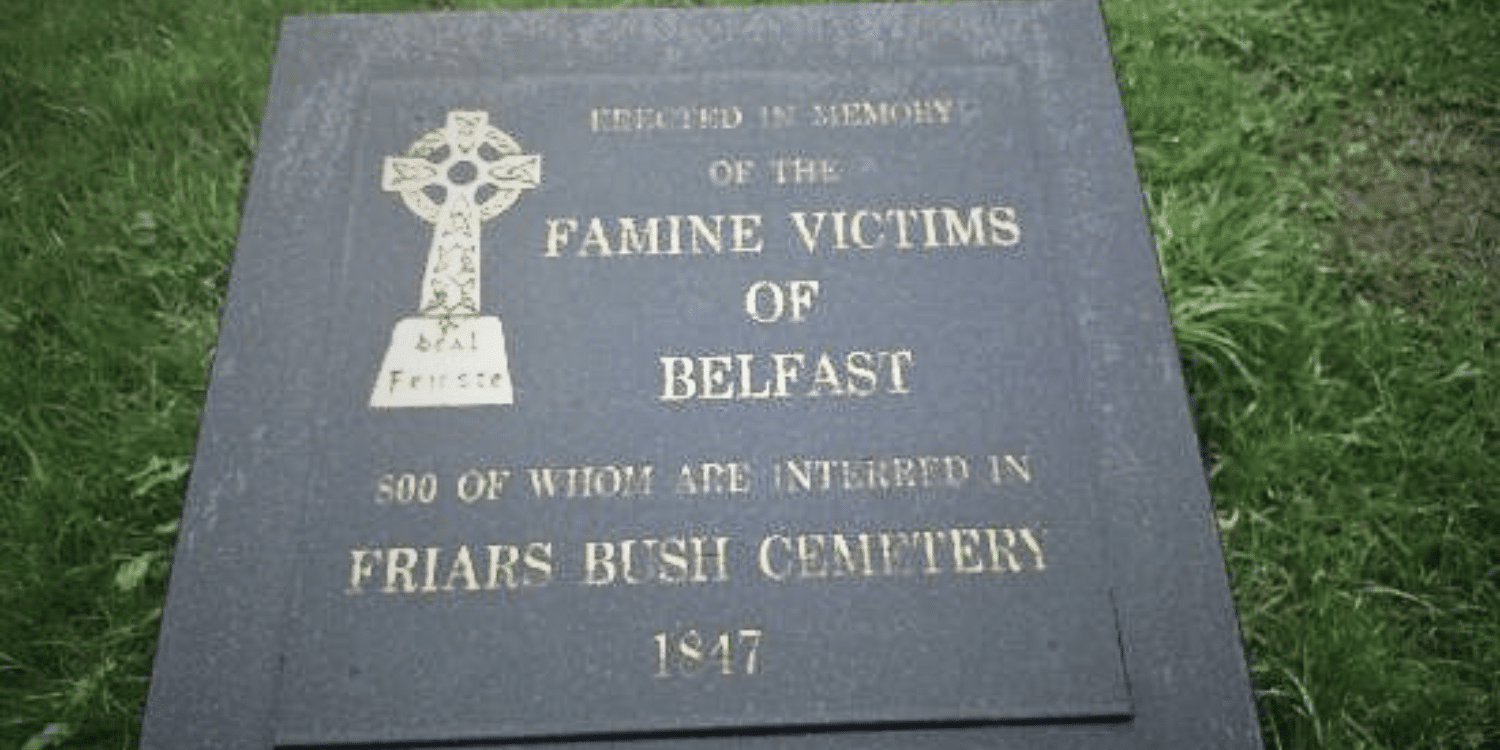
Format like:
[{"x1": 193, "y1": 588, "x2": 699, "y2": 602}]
[
  {"x1": 381, "y1": 110, "x2": 541, "y2": 319},
  {"x1": 369, "y1": 109, "x2": 539, "y2": 409}
]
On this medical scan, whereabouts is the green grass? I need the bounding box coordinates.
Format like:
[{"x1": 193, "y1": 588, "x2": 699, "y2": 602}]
[
  {"x1": 1109, "y1": 1, "x2": 1499, "y2": 746},
  {"x1": 1, "y1": 0, "x2": 1496, "y2": 748}
]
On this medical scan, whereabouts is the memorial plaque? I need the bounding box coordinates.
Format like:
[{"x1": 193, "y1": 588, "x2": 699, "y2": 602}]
[{"x1": 141, "y1": 2, "x2": 1263, "y2": 748}]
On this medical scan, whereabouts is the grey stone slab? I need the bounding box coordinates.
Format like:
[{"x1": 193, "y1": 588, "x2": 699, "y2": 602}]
[{"x1": 140, "y1": 2, "x2": 1262, "y2": 749}]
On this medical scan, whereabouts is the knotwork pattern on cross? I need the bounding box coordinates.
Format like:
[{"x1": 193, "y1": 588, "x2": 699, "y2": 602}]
[{"x1": 382, "y1": 110, "x2": 541, "y2": 321}]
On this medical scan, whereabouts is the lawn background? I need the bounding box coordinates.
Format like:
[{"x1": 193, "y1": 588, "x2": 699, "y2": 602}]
[{"x1": 1, "y1": 0, "x2": 1495, "y2": 748}]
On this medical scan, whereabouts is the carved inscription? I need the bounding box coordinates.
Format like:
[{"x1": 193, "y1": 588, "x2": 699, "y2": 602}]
[
  {"x1": 349, "y1": 90, "x2": 1060, "y2": 687},
  {"x1": 351, "y1": 453, "x2": 1043, "y2": 599}
]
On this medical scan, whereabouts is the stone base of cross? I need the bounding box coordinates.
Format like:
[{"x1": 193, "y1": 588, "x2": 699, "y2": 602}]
[
  {"x1": 369, "y1": 110, "x2": 541, "y2": 409},
  {"x1": 371, "y1": 316, "x2": 517, "y2": 407}
]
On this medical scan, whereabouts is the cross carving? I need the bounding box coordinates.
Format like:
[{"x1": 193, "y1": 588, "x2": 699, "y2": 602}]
[{"x1": 381, "y1": 110, "x2": 541, "y2": 319}]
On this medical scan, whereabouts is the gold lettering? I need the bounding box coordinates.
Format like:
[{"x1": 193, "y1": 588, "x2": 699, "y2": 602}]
[
  {"x1": 788, "y1": 211, "x2": 825, "y2": 254},
  {"x1": 542, "y1": 214, "x2": 762, "y2": 258},
  {"x1": 919, "y1": 208, "x2": 941, "y2": 248},
  {"x1": 543, "y1": 217, "x2": 576, "y2": 257},
  {"x1": 982, "y1": 527, "x2": 1048, "y2": 573},
  {"x1": 385, "y1": 547, "x2": 419, "y2": 593},
  {"x1": 752, "y1": 525, "x2": 1046, "y2": 583},
  {"x1": 589, "y1": 105, "x2": 744, "y2": 132},
  {"x1": 486, "y1": 543, "x2": 522, "y2": 589},
  {"x1": 582, "y1": 535, "x2": 729, "y2": 586},
  {"x1": 828, "y1": 533, "x2": 873, "y2": 577},
  {"x1": 421, "y1": 546, "x2": 442, "y2": 592},
  {"x1": 693, "y1": 536, "x2": 731, "y2": 583},
  {"x1": 807, "y1": 353, "x2": 846, "y2": 397},
  {"x1": 917, "y1": 531, "x2": 941, "y2": 575},
  {"x1": 660, "y1": 356, "x2": 695, "y2": 401},
  {"x1": 735, "y1": 354, "x2": 772, "y2": 399},
  {"x1": 851, "y1": 210, "x2": 882, "y2": 248},
  {"x1": 617, "y1": 216, "x2": 659, "y2": 255},
  {"x1": 880, "y1": 531, "x2": 917, "y2": 576},
  {"x1": 729, "y1": 214, "x2": 763, "y2": 253},
  {"x1": 659, "y1": 537, "x2": 690, "y2": 584},
  {"x1": 795, "y1": 534, "x2": 827, "y2": 579},
  {"x1": 699, "y1": 355, "x2": 734, "y2": 399},
  {"x1": 770, "y1": 156, "x2": 841, "y2": 185},
  {"x1": 782, "y1": 204, "x2": 1018, "y2": 254},
  {"x1": 443, "y1": 544, "x2": 481, "y2": 591},
  {"x1": 809, "y1": 98, "x2": 956, "y2": 128},
  {"x1": 579, "y1": 217, "x2": 612, "y2": 256},
  {"x1": 828, "y1": 211, "x2": 850, "y2": 250},
  {"x1": 657, "y1": 349, "x2": 912, "y2": 403},
  {"x1": 675, "y1": 461, "x2": 751, "y2": 495},
  {"x1": 620, "y1": 539, "x2": 656, "y2": 584},
  {"x1": 1019, "y1": 527, "x2": 1046, "y2": 571},
  {"x1": 523, "y1": 541, "x2": 554, "y2": 585},
  {"x1": 345, "y1": 543, "x2": 549, "y2": 596},
  {"x1": 582, "y1": 541, "x2": 616, "y2": 586},
  {"x1": 845, "y1": 350, "x2": 877, "y2": 396},
  {"x1": 347, "y1": 548, "x2": 380, "y2": 594},
  {"x1": 771, "y1": 352, "x2": 803, "y2": 397},
  {"x1": 887, "y1": 350, "x2": 914, "y2": 394},
  {"x1": 988, "y1": 453, "x2": 1034, "y2": 484},
  {"x1": 950, "y1": 528, "x2": 986, "y2": 574},
  {"x1": 773, "y1": 453, "x2": 968, "y2": 493},
  {"x1": 687, "y1": 215, "x2": 723, "y2": 254},
  {"x1": 526, "y1": 463, "x2": 654, "y2": 498},
  {"x1": 987, "y1": 205, "x2": 1022, "y2": 246},
  {"x1": 758, "y1": 534, "x2": 791, "y2": 581},
  {"x1": 940, "y1": 206, "x2": 987, "y2": 246}
]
